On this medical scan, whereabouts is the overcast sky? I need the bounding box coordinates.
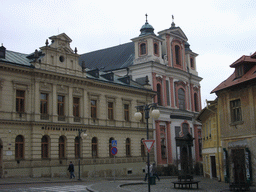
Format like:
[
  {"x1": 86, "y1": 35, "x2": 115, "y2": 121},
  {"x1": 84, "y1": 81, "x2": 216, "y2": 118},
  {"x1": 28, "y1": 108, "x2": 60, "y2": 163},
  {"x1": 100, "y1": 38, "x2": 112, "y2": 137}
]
[{"x1": 1, "y1": 0, "x2": 256, "y2": 107}]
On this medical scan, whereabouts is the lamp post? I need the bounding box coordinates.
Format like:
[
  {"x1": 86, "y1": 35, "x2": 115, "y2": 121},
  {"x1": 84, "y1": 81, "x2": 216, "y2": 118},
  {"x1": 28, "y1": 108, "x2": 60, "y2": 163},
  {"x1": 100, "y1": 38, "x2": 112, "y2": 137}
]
[
  {"x1": 134, "y1": 103, "x2": 160, "y2": 192},
  {"x1": 78, "y1": 129, "x2": 87, "y2": 181}
]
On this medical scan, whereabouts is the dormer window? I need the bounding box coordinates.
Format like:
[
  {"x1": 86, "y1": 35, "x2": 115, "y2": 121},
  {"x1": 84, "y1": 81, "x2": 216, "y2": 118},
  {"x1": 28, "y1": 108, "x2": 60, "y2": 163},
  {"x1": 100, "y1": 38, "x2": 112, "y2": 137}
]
[
  {"x1": 236, "y1": 65, "x2": 244, "y2": 78},
  {"x1": 139, "y1": 43, "x2": 147, "y2": 56}
]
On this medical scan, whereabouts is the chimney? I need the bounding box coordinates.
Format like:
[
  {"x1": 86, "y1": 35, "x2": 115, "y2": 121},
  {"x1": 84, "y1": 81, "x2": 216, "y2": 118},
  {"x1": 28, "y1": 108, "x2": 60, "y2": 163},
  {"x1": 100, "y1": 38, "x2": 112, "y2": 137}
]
[{"x1": 0, "y1": 44, "x2": 6, "y2": 59}]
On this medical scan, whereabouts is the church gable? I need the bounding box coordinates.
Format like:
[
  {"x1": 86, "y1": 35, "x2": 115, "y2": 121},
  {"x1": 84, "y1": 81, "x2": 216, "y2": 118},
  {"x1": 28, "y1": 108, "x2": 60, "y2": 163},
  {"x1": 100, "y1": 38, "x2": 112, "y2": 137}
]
[{"x1": 169, "y1": 27, "x2": 188, "y2": 42}]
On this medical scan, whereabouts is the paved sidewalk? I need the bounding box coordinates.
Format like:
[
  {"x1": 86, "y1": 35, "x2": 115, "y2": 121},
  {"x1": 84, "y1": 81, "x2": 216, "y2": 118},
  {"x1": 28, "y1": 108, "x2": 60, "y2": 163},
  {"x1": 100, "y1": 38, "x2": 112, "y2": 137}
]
[
  {"x1": 87, "y1": 176, "x2": 256, "y2": 192},
  {"x1": 0, "y1": 177, "x2": 80, "y2": 185},
  {"x1": 0, "y1": 176, "x2": 256, "y2": 192}
]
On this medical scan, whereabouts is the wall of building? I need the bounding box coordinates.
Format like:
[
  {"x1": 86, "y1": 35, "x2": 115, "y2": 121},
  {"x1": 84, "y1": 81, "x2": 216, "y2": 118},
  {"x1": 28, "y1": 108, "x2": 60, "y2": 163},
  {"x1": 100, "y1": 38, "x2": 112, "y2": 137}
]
[
  {"x1": 217, "y1": 84, "x2": 256, "y2": 184},
  {"x1": 0, "y1": 33, "x2": 156, "y2": 178}
]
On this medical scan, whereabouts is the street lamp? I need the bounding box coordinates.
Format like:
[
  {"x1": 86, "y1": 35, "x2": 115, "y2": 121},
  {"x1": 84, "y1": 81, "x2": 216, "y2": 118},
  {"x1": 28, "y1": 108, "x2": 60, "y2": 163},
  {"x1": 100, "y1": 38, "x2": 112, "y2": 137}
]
[
  {"x1": 78, "y1": 129, "x2": 87, "y2": 181},
  {"x1": 134, "y1": 103, "x2": 160, "y2": 192}
]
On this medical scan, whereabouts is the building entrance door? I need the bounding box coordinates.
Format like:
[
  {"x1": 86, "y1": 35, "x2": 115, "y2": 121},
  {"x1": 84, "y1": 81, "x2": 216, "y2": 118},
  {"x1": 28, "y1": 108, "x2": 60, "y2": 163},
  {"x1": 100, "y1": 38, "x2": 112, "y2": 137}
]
[
  {"x1": 232, "y1": 149, "x2": 246, "y2": 183},
  {"x1": 210, "y1": 156, "x2": 217, "y2": 178}
]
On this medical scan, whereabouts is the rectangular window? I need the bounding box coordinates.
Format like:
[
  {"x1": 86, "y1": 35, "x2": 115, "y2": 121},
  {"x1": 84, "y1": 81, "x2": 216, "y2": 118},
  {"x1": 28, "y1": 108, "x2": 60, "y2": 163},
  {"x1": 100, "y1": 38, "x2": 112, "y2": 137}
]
[
  {"x1": 40, "y1": 93, "x2": 48, "y2": 114},
  {"x1": 59, "y1": 136, "x2": 65, "y2": 159},
  {"x1": 91, "y1": 100, "x2": 97, "y2": 119},
  {"x1": 75, "y1": 137, "x2": 80, "y2": 158},
  {"x1": 40, "y1": 93, "x2": 48, "y2": 120},
  {"x1": 73, "y1": 97, "x2": 80, "y2": 117},
  {"x1": 16, "y1": 90, "x2": 25, "y2": 113},
  {"x1": 58, "y1": 95, "x2": 65, "y2": 116},
  {"x1": 124, "y1": 104, "x2": 129, "y2": 121},
  {"x1": 126, "y1": 139, "x2": 131, "y2": 157},
  {"x1": 108, "y1": 102, "x2": 114, "y2": 120},
  {"x1": 230, "y1": 99, "x2": 242, "y2": 122}
]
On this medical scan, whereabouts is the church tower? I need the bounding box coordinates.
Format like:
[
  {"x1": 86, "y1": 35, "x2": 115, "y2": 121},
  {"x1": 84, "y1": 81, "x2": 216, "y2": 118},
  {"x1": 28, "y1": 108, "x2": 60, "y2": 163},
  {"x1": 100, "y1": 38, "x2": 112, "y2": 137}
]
[{"x1": 131, "y1": 14, "x2": 164, "y2": 65}]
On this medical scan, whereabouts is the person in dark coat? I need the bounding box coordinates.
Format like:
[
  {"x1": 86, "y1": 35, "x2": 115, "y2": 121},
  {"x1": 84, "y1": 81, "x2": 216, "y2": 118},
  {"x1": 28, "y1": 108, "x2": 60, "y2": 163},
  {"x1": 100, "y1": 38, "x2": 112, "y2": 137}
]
[{"x1": 68, "y1": 161, "x2": 75, "y2": 179}]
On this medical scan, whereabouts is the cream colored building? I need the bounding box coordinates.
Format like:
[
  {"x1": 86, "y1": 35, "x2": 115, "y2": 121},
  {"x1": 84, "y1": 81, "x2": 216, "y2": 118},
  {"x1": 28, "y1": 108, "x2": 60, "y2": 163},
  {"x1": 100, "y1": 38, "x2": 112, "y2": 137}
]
[{"x1": 0, "y1": 33, "x2": 156, "y2": 178}]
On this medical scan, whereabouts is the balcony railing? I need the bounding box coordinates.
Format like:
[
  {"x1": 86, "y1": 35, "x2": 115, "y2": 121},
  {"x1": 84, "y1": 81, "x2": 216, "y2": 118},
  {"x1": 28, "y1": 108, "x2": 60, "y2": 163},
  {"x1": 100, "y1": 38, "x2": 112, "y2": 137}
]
[
  {"x1": 58, "y1": 115, "x2": 65, "y2": 121},
  {"x1": 40, "y1": 114, "x2": 49, "y2": 120},
  {"x1": 74, "y1": 116, "x2": 80, "y2": 122}
]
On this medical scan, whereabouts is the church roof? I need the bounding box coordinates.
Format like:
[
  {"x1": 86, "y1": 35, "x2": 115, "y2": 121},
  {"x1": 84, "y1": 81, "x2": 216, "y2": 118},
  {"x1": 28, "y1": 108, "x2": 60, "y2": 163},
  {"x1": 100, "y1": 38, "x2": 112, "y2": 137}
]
[{"x1": 79, "y1": 42, "x2": 134, "y2": 72}]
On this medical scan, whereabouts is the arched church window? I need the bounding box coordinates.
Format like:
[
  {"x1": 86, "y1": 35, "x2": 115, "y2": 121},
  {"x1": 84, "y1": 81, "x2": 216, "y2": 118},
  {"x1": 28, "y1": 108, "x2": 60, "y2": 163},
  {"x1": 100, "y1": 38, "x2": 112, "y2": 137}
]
[
  {"x1": 154, "y1": 43, "x2": 159, "y2": 55},
  {"x1": 157, "y1": 84, "x2": 162, "y2": 105},
  {"x1": 194, "y1": 93, "x2": 199, "y2": 112},
  {"x1": 175, "y1": 45, "x2": 181, "y2": 65},
  {"x1": 140, "y1": 43, "x2": 146, "y2": 55},
  {"x1": 178, "y1": 88, "x2": 185, "y2": 110}
]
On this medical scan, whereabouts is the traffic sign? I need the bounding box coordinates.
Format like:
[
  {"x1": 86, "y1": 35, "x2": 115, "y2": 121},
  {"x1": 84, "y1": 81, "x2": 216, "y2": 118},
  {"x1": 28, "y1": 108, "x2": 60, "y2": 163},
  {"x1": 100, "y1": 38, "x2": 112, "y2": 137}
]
[
  {"x1": 112, "y1": 140, "x2": 117, "y2": 147},
  {"x1": 143, "y1": 140, "x2": 155, "y2": 153},
  {"x1": 111, "y1": 147, "x2": 118, "y2": 156}
]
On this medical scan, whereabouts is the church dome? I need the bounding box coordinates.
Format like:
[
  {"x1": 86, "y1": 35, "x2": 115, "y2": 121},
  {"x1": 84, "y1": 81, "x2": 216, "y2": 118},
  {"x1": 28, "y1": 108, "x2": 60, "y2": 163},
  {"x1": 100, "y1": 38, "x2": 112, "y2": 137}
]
[{"x1": 139, "y1": 14, "x2": 155, "y2": 36}]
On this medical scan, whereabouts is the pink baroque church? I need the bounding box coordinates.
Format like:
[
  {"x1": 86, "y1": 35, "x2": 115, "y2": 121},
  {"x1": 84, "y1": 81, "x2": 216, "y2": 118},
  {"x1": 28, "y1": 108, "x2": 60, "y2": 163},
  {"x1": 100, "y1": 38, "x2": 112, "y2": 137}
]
[{"x1": 80, "y1": 15, "x2": 203, "y2": 172}]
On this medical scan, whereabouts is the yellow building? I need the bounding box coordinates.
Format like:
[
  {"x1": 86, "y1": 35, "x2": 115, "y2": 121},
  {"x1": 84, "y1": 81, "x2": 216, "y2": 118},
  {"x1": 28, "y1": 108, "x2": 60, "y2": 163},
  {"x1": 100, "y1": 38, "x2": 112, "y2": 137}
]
[
  {"x1": 0, "y1": 33, "x2": 156, "y2": 178},
  {"x1": 210, "y1": 52, "x2": 256, "y2": 185},
  {"x1": 196, "y1": 99, "x2": 223, "y2": 181}
]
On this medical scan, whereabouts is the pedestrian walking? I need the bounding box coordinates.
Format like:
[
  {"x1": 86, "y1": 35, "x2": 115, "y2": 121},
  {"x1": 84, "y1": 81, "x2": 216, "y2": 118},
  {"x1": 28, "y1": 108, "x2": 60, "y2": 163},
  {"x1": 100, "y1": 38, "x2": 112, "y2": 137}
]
[
  {"x1": 144, "y1": 162, "x2": 153, "y2": 181},
  {"x1": 68, "y1": 161, "x2": 75, "y2": 179},
  {"x1": 152, "y1": 162, "x2": 160, "y2": 181}
]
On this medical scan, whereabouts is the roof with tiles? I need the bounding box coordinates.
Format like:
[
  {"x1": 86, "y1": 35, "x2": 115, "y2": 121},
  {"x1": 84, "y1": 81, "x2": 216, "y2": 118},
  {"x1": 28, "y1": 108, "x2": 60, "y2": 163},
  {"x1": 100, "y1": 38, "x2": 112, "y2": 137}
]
[
  {"x1": 79, "y1": 42, "x2": 134, "y2": 72},
  {"x1": 211, "y1": 52, "x2": 256, "y2": 93}
]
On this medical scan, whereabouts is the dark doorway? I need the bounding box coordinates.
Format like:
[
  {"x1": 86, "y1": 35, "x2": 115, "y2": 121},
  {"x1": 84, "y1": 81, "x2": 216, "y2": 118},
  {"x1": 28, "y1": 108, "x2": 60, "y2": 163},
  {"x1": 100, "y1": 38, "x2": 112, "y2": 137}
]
[
  {"x1": 210, "y1": 156, "x2": 217, "y2": 178},
  {"x1": 232, "y1": 149, "x2": 246, "y2": 183}
]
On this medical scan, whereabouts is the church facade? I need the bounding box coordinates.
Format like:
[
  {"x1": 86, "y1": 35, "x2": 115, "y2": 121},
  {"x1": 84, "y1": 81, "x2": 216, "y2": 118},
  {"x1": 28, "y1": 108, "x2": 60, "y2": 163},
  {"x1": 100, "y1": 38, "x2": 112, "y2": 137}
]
[
  {"x1": 0, "y1": 33, "x2": 156, "y2": 178},
  {"x1": 80, "y1": 16, "x2": 203, "y2": 172}
]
